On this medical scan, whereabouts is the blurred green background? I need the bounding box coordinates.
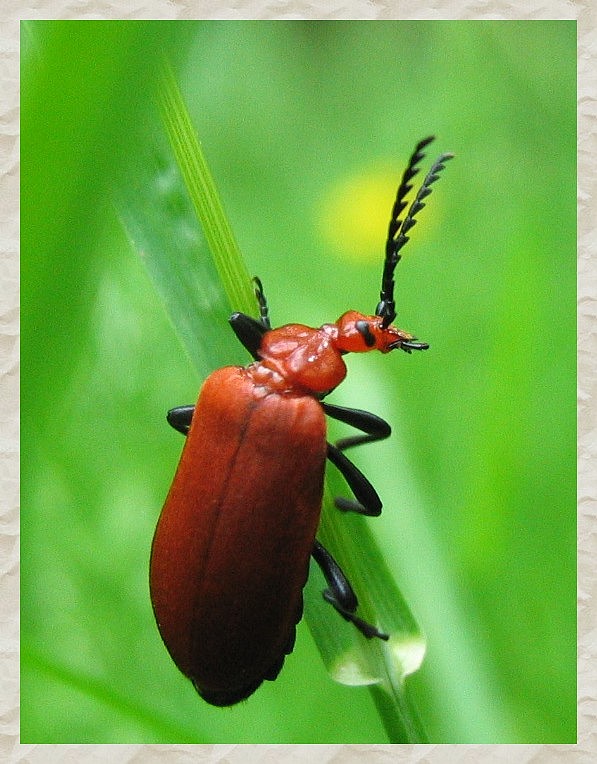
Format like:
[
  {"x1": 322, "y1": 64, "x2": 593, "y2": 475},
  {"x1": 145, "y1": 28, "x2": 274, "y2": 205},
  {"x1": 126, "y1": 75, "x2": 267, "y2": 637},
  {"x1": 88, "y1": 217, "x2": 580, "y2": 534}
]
[{"x1": 21, "y1": 21, "x2": 576, "y2": 743}]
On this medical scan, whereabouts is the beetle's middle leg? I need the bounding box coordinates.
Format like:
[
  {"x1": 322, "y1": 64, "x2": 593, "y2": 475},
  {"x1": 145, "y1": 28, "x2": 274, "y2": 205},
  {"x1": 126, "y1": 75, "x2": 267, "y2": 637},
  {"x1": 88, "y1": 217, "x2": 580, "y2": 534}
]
[
  {"x1": 323, "y1": 402, "x2": 391, "y2": 516},
  {"x1": 322, "y1": 402, "x2": 391, "y2": 451}
]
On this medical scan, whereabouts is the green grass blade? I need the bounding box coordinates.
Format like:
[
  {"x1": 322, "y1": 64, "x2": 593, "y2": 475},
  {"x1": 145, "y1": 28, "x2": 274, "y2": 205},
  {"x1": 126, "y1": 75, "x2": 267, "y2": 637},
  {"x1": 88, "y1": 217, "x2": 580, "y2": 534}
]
[{"x1": 157, "y1": 65, "x2": 255, "y2": 318}]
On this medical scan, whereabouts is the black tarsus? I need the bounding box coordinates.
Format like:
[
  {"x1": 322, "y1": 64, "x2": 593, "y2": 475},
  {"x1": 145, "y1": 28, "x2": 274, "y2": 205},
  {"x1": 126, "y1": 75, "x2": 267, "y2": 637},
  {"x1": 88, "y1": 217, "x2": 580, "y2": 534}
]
[
  {"x1": 377, "y1": 137, "x2": 453, "y2": 328},
  {"x1": 253, "y1": 276, "x2": 271, "y2": 330},
  {"x1": 396, "y1": 339, "x2": 429, "y2": 353},
  {"x1": 312, "y1": 539, "x2": 389, "y2": 640},
  {"x1": 228, "y1": 276, "x2": 272, "y2": 360}
]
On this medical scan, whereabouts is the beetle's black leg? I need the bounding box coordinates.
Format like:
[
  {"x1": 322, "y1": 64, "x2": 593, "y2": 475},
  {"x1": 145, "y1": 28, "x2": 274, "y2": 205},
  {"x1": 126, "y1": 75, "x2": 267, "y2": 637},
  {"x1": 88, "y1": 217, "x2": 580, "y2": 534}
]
[
  {"x1": 327, "y1": 443, "x2": 382, "y2": 516},
  {"x1": 322, "y1": 402, "x2": 391, "y2": 451},
  {"x1": 252, "y1": 276, "x2": 271, "y2": 330},
  {"x1": 229, "y1": 277, "x2": 272, "y2": 360},
  {"x1": 323, "y1": 403, "x2": 391, "y2": 515},
  {"x1": 229, "y1": 312, "x2": 268, "y2": 361},
  {"x1": 312, "y1": 539, "x2": 389, "y2": 640},
  {"x1": 313, "y1": 539, "x2": 357, "y2": 613},
  {"x1": 167, "y1": 405, "x2": 195, "y2": 435}
]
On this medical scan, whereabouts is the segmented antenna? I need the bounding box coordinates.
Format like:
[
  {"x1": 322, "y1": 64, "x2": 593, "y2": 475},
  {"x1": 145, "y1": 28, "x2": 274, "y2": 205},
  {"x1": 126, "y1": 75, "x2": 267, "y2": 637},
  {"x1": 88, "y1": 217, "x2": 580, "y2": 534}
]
[{"x1": 376, "y1": 137, "x2": 453, "y2": 328}]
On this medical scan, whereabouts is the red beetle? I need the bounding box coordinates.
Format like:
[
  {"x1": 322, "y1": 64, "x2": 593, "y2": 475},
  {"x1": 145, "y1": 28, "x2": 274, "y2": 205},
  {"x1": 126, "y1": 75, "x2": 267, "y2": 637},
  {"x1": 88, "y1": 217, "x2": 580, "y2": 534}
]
[{"x1": 150, "y1": 137, "x2": 452, "y2": 706}]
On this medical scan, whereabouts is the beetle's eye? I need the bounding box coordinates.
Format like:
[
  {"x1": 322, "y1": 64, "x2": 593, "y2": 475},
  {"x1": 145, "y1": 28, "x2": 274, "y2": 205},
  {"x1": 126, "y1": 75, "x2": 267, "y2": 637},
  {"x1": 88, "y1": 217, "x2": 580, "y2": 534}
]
[{"x1": 355, "y1": 320, "x2": 376, "y2": 348}]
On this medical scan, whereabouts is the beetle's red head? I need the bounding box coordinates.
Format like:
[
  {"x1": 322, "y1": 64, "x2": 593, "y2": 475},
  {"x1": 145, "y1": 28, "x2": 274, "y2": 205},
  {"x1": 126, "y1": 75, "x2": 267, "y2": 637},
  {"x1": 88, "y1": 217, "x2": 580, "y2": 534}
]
[{"x1": 334, "y1": 311, "x2": 428, "y2": 355}]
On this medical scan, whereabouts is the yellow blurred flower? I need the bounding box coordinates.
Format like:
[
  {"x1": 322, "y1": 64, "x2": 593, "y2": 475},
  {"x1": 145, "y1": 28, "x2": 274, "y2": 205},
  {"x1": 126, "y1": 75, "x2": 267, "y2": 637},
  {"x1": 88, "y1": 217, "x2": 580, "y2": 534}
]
[{"x1": 318, "y1": 164, "x2": 441, "y2": 263}]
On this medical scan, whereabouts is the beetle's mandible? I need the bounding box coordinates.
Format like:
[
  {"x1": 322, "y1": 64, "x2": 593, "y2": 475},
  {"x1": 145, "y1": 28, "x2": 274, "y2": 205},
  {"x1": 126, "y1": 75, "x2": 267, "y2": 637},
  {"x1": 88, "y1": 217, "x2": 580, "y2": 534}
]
[{"x1": 149, "y1": 137, "x2": 453, "y2": 706}]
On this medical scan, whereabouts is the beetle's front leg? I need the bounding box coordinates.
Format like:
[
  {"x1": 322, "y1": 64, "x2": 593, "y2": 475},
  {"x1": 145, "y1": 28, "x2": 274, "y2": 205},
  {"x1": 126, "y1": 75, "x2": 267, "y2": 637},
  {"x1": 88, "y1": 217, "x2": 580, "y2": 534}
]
[
  {"x1": 167, "y1": 405, "x2": 195, "y2": 435},
  {"x1": 229, "y1": 312, "x2": 268, "y2": 361},
  {"x1": 312, "y1": 540, "x2": 388, "y2": 640}
]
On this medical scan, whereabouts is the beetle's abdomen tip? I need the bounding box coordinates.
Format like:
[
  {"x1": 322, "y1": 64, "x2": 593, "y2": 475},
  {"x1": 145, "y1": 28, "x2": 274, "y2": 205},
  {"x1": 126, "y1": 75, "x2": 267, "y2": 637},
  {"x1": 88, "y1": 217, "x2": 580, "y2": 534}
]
[
  {"x1": 192, "y1": 629, "x2": 294, "y2": 706},
  {"x1": 195, "y1": 678, "x2": 264, "y2": 707}
]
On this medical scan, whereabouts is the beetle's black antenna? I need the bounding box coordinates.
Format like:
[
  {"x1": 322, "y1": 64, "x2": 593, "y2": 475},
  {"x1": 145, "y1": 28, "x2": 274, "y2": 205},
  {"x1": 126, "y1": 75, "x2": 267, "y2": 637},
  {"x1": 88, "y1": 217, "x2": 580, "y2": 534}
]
[{"x1": 376, "y1": 137, "x2": 453, "y2": 328}]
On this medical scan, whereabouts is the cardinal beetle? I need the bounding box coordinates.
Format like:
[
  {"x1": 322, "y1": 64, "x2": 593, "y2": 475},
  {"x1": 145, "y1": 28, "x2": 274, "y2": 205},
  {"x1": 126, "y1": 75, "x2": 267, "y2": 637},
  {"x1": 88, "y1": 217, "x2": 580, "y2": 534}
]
[{"x1": 150, "y1": 137, "x2": 452, "y2": 706}]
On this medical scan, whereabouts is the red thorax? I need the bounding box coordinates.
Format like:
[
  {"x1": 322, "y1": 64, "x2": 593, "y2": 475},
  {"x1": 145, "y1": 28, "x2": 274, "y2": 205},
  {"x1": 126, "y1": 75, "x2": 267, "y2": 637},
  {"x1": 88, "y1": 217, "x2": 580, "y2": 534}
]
[{"x1": 245, "y1": 311, "x2": 417, "y2": 397}]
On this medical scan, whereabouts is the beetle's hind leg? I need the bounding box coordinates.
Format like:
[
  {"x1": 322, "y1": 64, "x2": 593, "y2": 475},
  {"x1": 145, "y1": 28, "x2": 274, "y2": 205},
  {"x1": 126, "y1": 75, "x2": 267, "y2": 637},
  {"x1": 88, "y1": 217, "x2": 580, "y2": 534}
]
[{"x1": 312, "y1": 540, "x2": 388, "y2": 640}]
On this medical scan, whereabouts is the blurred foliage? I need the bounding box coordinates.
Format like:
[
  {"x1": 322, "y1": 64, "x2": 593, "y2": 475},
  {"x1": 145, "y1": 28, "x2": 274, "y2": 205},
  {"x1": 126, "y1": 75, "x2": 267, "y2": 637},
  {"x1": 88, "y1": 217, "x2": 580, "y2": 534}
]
[{"x1": 21, "y1": 20, "x2": 576, "y2": 744}]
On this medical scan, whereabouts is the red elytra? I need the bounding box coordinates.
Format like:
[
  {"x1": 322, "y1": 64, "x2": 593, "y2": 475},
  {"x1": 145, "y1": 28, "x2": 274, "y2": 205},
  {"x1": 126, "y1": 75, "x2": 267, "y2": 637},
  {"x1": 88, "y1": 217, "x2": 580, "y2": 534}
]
[
  {"x1": 150, "y1": 367, "x2": 327, "y2": 705},
  {"x1": 149, "y1": 138, "x2": 452, "y2": 706}
]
